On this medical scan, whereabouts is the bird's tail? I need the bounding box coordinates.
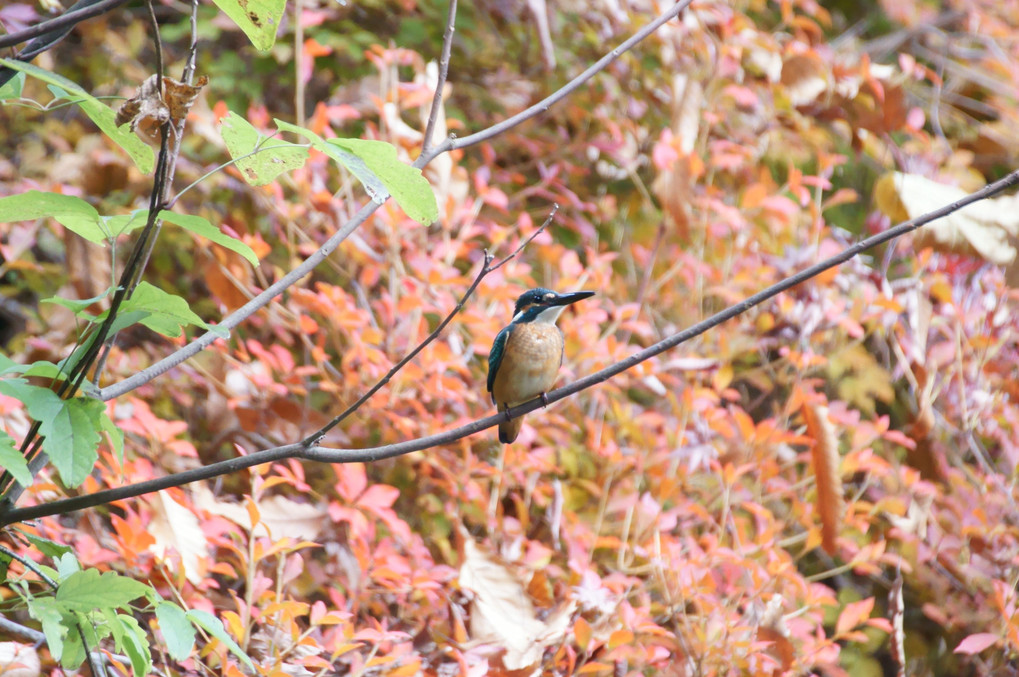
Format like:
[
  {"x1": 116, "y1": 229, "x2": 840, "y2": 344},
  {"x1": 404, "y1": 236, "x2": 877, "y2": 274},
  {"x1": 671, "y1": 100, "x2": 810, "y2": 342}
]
[{"x1": 498, "y1": 405, "x2": 524, "y2": 444}]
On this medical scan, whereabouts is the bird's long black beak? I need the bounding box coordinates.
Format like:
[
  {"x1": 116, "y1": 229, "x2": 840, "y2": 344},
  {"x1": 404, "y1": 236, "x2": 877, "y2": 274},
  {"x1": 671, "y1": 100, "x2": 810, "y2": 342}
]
[{"x1": 550, "y1": 290, "x2": 595, "y2": 306}]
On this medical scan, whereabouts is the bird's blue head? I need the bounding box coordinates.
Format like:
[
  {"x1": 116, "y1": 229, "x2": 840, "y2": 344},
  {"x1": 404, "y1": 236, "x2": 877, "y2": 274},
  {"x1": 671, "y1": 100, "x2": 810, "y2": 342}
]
[{"x1": 512, "y1": 288, "x2": 595, "y2": 324}]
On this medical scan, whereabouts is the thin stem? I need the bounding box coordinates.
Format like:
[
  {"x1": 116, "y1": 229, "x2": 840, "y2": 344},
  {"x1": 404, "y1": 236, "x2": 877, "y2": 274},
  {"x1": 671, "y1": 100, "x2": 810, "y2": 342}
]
[{"x1": 421, "y1": 0, "x2": 457, "y2": 156}]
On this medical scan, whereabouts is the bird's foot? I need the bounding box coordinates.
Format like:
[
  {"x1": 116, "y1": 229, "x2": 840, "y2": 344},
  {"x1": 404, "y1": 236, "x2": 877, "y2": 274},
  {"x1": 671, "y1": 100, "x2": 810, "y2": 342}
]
[
  {"x1": 503, "y1": 408, "x2": 514, "y2": 422},
  {"x1": 540, "y1": 392, "x2": 550, "y2": 407}
]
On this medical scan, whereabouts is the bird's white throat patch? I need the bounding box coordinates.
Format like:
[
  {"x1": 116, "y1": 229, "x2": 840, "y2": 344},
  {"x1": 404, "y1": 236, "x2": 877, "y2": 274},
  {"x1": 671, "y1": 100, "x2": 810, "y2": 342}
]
[{"x1": 523, "y1": 304, "x2": 567, "y2": 324}]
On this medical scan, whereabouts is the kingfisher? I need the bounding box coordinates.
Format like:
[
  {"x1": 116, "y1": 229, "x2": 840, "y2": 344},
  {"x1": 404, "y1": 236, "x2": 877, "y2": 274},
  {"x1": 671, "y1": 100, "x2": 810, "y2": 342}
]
[{"x1": 487, "y1": 288, "x2": 595, "y2": 443}]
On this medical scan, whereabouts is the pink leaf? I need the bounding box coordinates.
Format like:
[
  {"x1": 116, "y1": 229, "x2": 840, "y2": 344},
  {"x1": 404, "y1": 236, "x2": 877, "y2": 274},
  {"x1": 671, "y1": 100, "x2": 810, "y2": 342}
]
[{"x1": 954, "y1": 633, "x2": 999, "y2": 655}]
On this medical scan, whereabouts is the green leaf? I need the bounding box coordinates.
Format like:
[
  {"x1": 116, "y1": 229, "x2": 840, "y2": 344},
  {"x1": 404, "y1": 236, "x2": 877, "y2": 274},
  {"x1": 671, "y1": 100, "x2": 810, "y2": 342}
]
[
  {"x1": 0, "y1": 71, "x2": 24, "y2": 100},
  {"x1": 57, "y1": 569, "x2": 150, "y2": 611},
  {"x1": 221, "y1": 111, "x2": 308, "y2": 186},
  {"x1": 15, "y1": 528, "x2": 73, "y2": 558},
  {"x1": 186, "y1": 609, "x2": 255, "y2": 669},
  {"x1": 156, "y1": 601, "x2": 196, "y2": 660},
  {"x1": 328, "y1": 138, "x2": 438, "y2": 224},
  {"x1": 0, "y1": 59, "x2": 154, "y2": 173},
  {"x1": 274, "y1": 120, "x2": 437, "y2": 225},
  {"x1": 0, "y1": 380, "x2": 105, "y2": 488},
  {"x1": 111, "y1": 613, "x2": 152, "y2": 676},
  {"x1": 210, "y1": 0, "x2": 286, "y2": 51},
  {"x1": 0, "y1": 429, "x2": 31, "y2": 487},
  {"x1": 111, "y1": 281, "x2": 206, "y2": 338},
  {"x1": 55, "y1": 552, "x2": 81, "y2": 580},
  {"x1": 41, "y1": 288, "x2": 115, "y2": 315},
  {"x1": 104, "y1": 210, "x2": 149, "y2": 237},
  {"x1": 0, "y1": 191, "x2": 109, "y2": 242},
  {"x1": 44, "y1": 397, "x2": 104, "y2": 487},
  {"x1": 157, "y1": 210, "x2": 259, "y2": 265},
  {"x1": 27, "y1": 597, "x2": 68, "y2": 660},
  {"x1": 59, "y1": 615, "x2": 86, "y2": 670}
]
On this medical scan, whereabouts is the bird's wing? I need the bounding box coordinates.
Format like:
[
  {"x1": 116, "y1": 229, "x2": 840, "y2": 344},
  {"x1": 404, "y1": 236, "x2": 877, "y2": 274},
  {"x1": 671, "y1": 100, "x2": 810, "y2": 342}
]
[{"x1": 487, "y1": 323, "x2": 514, "y2": 402}]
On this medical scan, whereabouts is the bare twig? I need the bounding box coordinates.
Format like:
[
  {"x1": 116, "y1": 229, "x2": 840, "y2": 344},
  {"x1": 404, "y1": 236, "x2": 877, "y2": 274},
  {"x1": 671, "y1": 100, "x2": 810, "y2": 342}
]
[
  {"x1": 97, "y1": 2, "x2": 689, "y2": 401},
  {"x1": 415, "y1": 0, "x2": 694, "y2": 167},
  {"x1": 421, "y1": 0, "x2": 458, "y2": 155},
  {"x1": 8, "y1": 170, "x2": 1018, "y2": 526},
  {"x1": 0, "y1": 0, "x2": 130, "y2": 50}
]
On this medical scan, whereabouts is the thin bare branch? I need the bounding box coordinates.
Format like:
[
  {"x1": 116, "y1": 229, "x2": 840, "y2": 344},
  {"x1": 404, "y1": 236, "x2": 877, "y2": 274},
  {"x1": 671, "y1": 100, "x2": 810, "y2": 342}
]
[
  {"x1": 421, "y1": 0, "x2": 458, "y2": 155},
  {"x1": 414, "y1": 0, "x2": 693, "y2": 168},
  {"x1": 0, "y1": 0, "x2": 130, "y2": 50},
  {"x1": 8, "y1": 170, "x2": 1018, "y2": 527}
]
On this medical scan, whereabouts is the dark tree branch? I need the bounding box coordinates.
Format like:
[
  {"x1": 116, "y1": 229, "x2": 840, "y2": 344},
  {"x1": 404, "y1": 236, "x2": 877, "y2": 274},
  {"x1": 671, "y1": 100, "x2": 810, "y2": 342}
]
[
  {"x1": 5, "y1": 169, "x2": 1017, "y2": 527},
  {"x1": 0, "y1": 0, "x2": 130, "y2": 50}
]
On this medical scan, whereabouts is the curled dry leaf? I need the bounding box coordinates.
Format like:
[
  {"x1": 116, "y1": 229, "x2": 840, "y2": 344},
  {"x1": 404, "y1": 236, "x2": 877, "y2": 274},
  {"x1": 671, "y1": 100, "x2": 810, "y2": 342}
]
[
  {"x1": 458, "y1": 538, "x2": 575, "y2": 670},
  {"x1": 780, "y1": 52, "x2": 829, "y2": 107},
  {"x1": 801, "y1": 400, "x2": 843, "y2": 555},
  {"x1": 117, "y1": 74, "x2": 210, "y2": 145},
  {"x1": 192, "y1": 483, "x2": 327, "y2": 541},
  {"x1": 148, "y1": 490, "x2": 210, "y2": 585},
  {"x1": 875, "y1": 171, "x2": 1019, "y2": 286}
]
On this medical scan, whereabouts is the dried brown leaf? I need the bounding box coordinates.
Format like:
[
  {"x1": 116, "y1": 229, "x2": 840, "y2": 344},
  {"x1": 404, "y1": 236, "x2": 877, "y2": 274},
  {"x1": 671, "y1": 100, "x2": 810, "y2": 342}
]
[
  {"x1": 459, "y1": 539, "x2": 575, "y2": 670},
  {"x1": 875, "y1": 172, "x2": 1019, "y2": 285}
]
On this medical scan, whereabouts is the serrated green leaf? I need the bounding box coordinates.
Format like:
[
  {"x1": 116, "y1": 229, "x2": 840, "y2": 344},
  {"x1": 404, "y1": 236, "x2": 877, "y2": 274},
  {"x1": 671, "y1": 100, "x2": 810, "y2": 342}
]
[
  {"x1": 157, "y1": 602, "x2": 196, "y2": 660},
  {"x1": 157, "y1": 210, "x2": 259, "y2": 265},
  {"x1": 0, "y1": 59, "x2": 154, "y2": 173},
  {"x1": 0, "y1": 429, "x2": 31, "y2": 487},
  {"x1": 221, "y1": 112, "x2": 308, "y2": 186},
  {"x1": 328, "y1": 138, "x2": 437, "y2": 224},
  {"x1": 0, "y1": 71, "x2": 24, "y2": 100},
  {"x1": 186, "y1": 609, "x2": 255, "y2": 669},
  {"x1": 109, "y1": 281, "x2": 206, "y2": 338},
  {"x1": 0, "y1": 380, "x2": 105, "y2": 487},
  {"x1": 210, "y1": 0, "x2": 286, "y2": 51},
  {"x1": 57, "y1": 569, "x2": 150, "y2": 610},
  {"x1": 47, "y1": 398, "x2": 104, "y2": 487}
]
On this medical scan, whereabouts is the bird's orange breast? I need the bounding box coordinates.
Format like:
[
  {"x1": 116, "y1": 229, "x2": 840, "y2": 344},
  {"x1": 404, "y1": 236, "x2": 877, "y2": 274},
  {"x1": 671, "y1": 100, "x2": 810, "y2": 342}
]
[{"x1": 491, "y1": 322, "x2": 565, "y2": 408}]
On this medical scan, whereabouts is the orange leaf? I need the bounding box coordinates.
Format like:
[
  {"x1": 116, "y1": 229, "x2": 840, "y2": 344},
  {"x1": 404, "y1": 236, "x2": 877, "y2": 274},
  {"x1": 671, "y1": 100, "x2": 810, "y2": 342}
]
[
  {"x1": 835, "y1": 598, "x2": 875, "y2": 637},
  {"x1": 574, "y1": 617, "x2": 592, "y2": 651},
  {"x1": 801, "y1": 400, "x2": 843, "y2": 555}
]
